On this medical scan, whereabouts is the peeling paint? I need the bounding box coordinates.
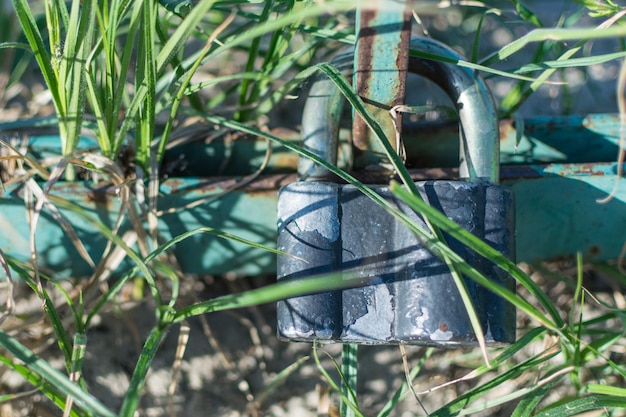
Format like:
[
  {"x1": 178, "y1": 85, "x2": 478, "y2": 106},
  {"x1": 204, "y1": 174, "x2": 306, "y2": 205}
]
[{"x1": 430, "y1": 327, "x2": 454, "y2": 342}]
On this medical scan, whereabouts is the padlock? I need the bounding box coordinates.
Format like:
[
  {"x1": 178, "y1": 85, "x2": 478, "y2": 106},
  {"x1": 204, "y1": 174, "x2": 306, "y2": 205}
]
[{"x1": 276, "y1": 38, "x2": 515, "y2": 346}]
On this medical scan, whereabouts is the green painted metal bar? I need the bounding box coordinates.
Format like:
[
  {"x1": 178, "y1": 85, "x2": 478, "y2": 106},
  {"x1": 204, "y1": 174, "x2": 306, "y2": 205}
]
[
  {"x1": 352, "y1": 0, "x2": 412, "y2": 171},
  {"x1": 1, "y1": 114, "x2": 621, "y2": 175},
  {"x1": 1, "y1": 114, "x2": 625, "y2": 277},
  {"x1": 1, "y1": 160, "x2": 625, "y2": 278}
]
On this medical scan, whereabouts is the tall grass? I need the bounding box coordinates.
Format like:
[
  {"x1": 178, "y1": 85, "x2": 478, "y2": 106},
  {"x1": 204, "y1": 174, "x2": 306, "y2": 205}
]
[{"x1": 0, "y1": 0, "x2": 625, "y2": 416}]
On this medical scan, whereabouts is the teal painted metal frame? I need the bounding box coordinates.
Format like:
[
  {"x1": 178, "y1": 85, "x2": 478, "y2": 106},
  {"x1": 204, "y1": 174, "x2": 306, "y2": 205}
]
[{"x1": 1, "y1": 116, "x2": 625, "y2": 278}]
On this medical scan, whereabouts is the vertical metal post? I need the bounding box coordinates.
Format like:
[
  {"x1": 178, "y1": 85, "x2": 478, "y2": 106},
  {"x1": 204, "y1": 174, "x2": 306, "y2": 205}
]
[
  {"x1": 342, "y1": 3, "x2": 412, "y2": 412},
  {"x1": 352, "y1": 0, "x2": 412, "y2": 171}
]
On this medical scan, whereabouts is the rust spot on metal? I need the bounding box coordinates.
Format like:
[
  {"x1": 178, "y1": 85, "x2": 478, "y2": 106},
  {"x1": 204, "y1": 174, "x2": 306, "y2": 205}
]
[
  {"x1": 352, "y1": 5, "x2": 412, "y2": 167},
  {"x1": 546, "y1": 121, "x2": 558, "y2": 133},
  {"x1": 392, "y1": 7, "x2": 412, "y2": 137},
  {"x1": 162, "y1": 174, "x2": 296, "y2": 197},
  {"x1": 589, "y1": 245, "x2": 600, "y2": 256},
  {"x1": 499, "y1": 119, "x2": 516, "y2": 142},
  {"x1": 87, "y1": 189, "x2": 110, "y2": 206},
  {"x1": 553, "y1": 163, "x2": 607, "y2": 176},
  {"x1": 352, "y1": 8, "x2": 377, "y2": 153},
  {"x1": 47, "y1": 181, "x2": 116, "y2": 208},
  {"x1": 439, "y1": 323, "x2": 448, "y2": 332}
]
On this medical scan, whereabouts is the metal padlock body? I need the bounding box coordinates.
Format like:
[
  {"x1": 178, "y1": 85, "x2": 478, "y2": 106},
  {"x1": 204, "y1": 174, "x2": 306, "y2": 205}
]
[
  {"x1": 277, "y1": 181, "x2": 514, "y2": 345},
  {"x1": 277, "y1": 38, "x2": 516, "y2": 346}
]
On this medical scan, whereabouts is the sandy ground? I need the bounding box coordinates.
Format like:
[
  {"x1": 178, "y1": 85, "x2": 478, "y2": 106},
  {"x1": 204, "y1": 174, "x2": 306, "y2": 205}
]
[{"x1": 2, "y1": 265, "x2": 622, "y2": 416}]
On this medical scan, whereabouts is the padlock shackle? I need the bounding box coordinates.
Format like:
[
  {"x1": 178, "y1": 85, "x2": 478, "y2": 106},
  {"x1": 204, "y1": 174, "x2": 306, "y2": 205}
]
[
  {"x1": 299, "y1": 54, "x2": 352, "y2": 181},
  {"x1": 299, "y1": 37, "x2": 500, "y2": 183},
  {"x1": 408, "y1": 38, "x2": 499, "y2": 182}
]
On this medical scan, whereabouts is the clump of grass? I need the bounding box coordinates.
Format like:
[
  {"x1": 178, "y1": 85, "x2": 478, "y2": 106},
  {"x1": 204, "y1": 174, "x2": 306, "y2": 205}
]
[{"x1": 0, "y1": 0, "x2": 626, "y2": 416}]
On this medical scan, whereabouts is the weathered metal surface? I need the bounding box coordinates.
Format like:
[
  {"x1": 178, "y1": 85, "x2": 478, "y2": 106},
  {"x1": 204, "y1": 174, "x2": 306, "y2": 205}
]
[
  {"x1": 2, "y1": 114, "x2": 622, "y2": 175},
  {"x1": 352, "y1": 0, "x2": 412, "y2": 171},
  {"x1": 0, "y1": 178, "x2": 280, "y2": 278},
  {"x1": 277, "y1": 181, "x2": 515, "y2": 346},
  {"x1": 0, "y1": 162, "x2": 624, "y2": 278},
  {"x1": 503, "y1": 162, "x2": 626, "y2": 263}
]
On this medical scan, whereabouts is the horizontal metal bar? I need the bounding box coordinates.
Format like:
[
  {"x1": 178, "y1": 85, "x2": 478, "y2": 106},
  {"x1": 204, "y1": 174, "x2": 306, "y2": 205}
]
[
  {"x1": 1, "y1": 161, "x2": 624, "y2": 278},
  {"x1": 1, "y1": 113, "x2": 621, "y2": 175}
]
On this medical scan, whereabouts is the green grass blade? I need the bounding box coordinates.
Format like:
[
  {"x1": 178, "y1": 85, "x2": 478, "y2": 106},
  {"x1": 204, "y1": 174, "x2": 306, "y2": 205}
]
[
  {"x1": 253, "y1": 356, "x2": 310, "y2": 407},
  {"x1": 10, "y1": 0, "x2": 61, "y2": 107},
  {"x1": 430, "y1": 351, "x2": 563, "y2": 416},
  {"x1": 502, "y1": 43, "x2": 581, "y2": 116},
  {"x1": 182, "y1": 72, "x2": 264, "y2": 96},
  {"x1": 480, "y1": 24, "x2": 626, "y2": 66},
  {"x1": 410, "y1": 48, "x2": 544, "y2": 83},
  {"x1": 237, "y1": 0, "x2": 308, "y2": 121},
  {"x1": 236, "y1": 0, "x2": 274, "y2": 122},
  {"x1": 340, "y1": 344, "x2": 359, "y2": 417},
  {"x1": 0, "y1": 330, "x2": 116, "y2": 417},
  {"x1": 511, "y1": 382, "x2": 553, "y2": 417},
  {"x1": 482, "y1": 19, "x2": 626, "y2": 115},
  {"x1": 69, "y1": 332, "x2": 88, "y2": 389},
  {"x1": 119, "y1": 326, "x2": 165, "y2": 417},
  {"x1": 513, "y1": 50, "x2": 626, "y2": 73},
  {"x1": 172, "y1": 271, "x2": 365, "y2": 323},
  {"x1": 40, "y1": 286, "x2": 74, "y2": 373},
  {"x1": 0, "y1": 41, "x2": 31, "y2": 50},
  {"x1": 59, "y1": 0, "x2": 96, "y2": 157},
  {"x1": 580, "y1": 332, "x2": 624, "y2": 367},
  {"x1": 153, "y1": 17, "x2": 203, "y2": 113},
  {"x1": 117, "y1": 0, "x2": 354, "y2": 157},
  {"x1": 156, "y1": 12, "x2": 235, "y2": 163},
  {"x1": 155, "y1": 0, "x2": 218, "y2": 74},
  {"x1": 398, "y1": 327, "x2": 547, "y2": 407},
  {"x1": 158, "y1": 0, "x2": 193, "y2": 17},
  {"x1": 512, "y1": 0, "x2": 543, "y2": 27},
  {"x1": 5, "y1": 260, "x2": 75, "y2": 372},
  {"x1": 313, "y1": 344, "x2": 365, "y2": 417},
  {"x1": 86, "y1": 225, "x2": 293, "y2": 326},
  {"x1": 535, "y1": 395, "x2": 626, "y2": 417},
  {"x1": 587, "y1": 384, "x2": 626, "y2": 397},
  {"x1": 102, "y1": 0, "x2": 140, "y2": 143},
  {"x1": 0, "y1": 355, "x2": 82, "y2": 417},
  {"x1": 83, "y1": 68, "x2": 112, "y2": 155},
  {"x1": 457, "y1": 377, "x2": 565, "y2": 416},
  {"x1": 135, "y1": 0, "x2": 157, "y2": 170},
  {"x1": 212, "y1": 1, "x2": 355, "y2": 58},
  {"x1": 115, "y1": 0, "x2": 219, "y2": 156}
]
